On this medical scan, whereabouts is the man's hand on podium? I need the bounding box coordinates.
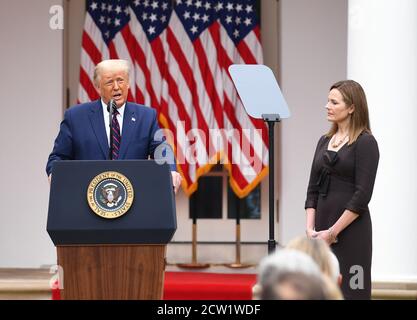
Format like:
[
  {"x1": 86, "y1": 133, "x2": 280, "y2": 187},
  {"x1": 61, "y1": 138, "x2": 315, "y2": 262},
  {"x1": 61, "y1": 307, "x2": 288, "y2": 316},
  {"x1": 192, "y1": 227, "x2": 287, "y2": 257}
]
[{"x1": 171, "y1": 171, "x2": 182, "y2": 194}]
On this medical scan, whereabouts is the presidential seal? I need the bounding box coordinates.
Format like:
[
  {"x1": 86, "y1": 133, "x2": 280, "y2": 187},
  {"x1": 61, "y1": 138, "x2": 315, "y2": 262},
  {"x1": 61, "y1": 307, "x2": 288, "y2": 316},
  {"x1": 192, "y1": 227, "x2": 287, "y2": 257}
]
[{"x1": 87, "y1": 171, "x2": 134, "y2": 219}]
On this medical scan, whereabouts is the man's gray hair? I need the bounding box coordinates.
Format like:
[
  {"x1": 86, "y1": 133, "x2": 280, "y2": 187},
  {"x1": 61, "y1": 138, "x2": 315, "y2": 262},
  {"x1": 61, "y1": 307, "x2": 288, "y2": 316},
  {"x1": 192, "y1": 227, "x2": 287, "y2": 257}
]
[
  {"x1": 257, "y1": 249, "x2": 322, "y2": 287},
  {"x1": 93, "y1": 59, "x2": 130, "y2": 85}
]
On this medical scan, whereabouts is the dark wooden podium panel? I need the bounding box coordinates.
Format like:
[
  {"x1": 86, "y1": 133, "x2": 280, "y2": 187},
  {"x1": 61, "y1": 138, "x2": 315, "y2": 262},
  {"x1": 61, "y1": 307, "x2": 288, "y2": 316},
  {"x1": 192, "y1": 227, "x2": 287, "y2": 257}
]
[{"x1": 57, "y1": 245, "x2": 166, "y2": 300}]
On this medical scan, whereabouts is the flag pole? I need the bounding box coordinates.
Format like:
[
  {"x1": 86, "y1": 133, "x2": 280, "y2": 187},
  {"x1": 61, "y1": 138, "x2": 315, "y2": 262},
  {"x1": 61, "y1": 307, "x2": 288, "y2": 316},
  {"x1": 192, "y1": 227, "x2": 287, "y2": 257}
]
[
  {"x1": 177, "y1": 211, "x2": 210, "y2": 269},
  {"x1": 225, "y1": 197, "x2": 252, "y2": 268}
]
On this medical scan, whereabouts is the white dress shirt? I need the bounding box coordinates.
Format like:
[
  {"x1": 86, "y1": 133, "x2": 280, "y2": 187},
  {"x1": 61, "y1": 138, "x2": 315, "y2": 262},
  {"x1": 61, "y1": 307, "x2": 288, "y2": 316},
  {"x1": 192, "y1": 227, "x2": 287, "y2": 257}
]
[{"x1": 101, "y1": 99, "x2": 125, "y2": 146}]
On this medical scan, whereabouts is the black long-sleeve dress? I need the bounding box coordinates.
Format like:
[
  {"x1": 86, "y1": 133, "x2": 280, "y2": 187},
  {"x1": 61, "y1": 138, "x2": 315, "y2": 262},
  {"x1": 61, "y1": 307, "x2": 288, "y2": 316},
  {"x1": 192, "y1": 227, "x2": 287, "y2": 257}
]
[{"x1": 305, "y1": 131, "x2": 379, "y2": 300}]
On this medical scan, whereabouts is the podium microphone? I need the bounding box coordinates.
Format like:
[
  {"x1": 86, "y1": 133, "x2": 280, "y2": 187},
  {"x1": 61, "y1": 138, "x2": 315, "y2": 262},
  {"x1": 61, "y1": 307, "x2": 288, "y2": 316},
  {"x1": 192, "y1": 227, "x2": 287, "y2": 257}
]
[{"x1": 107, "y1": 99, "x2": 117, "y2": 113}]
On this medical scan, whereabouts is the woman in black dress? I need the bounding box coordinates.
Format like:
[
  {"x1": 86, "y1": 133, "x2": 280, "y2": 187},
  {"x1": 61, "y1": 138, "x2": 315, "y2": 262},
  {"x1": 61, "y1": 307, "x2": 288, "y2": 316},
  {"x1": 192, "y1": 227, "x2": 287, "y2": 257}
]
[{"x1": 305, "y1": 80, "x2": 379, "y2": 300}]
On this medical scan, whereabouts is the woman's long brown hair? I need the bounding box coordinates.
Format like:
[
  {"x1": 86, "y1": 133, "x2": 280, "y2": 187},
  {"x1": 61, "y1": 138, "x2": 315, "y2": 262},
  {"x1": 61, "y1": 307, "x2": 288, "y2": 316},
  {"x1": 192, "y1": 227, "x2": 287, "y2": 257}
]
[{"x1": 326, "y1": 80, "x2": 371, "y2": 145}]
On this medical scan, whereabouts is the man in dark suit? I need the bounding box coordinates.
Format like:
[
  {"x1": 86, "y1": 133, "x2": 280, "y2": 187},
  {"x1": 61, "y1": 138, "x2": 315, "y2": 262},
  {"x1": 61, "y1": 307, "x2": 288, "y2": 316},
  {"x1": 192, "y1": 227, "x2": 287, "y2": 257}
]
[{"x1": 46, "y1": 59, "x2": 182, "y2": 193}]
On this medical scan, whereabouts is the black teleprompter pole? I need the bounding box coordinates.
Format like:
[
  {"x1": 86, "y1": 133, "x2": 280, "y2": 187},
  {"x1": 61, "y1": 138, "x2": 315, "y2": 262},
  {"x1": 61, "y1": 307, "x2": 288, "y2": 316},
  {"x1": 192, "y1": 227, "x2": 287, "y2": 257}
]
[{"x1": 263, "y1": 114, "x2": 281, "y2": 254}]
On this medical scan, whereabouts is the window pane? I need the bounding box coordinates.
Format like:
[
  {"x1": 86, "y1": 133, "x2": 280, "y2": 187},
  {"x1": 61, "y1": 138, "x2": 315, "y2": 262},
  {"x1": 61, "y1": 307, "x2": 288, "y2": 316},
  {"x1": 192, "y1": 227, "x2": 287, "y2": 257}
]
[
  {"x1": 189, "y1": 176, "x2": 222, "y2": 219},
  {"x1": 227, "y1": 184, "x2": 261, "y2": 220}
]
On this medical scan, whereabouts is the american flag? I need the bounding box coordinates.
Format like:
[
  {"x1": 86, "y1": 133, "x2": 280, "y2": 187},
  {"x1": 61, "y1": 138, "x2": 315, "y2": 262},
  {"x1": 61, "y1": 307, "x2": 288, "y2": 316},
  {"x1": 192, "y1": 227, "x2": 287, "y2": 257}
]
[{"x1": 78, "y1": 0, "x2": 269, "y2": 198}]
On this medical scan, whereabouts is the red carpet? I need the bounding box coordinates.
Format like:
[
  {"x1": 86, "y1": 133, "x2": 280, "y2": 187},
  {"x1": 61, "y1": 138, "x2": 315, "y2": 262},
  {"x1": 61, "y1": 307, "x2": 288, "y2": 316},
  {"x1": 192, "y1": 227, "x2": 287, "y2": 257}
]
[
  {"x1": 52, "y1": 271, "x2": 257, "y2": 300},
  {"x1": 163, "y1": 271, "x2": 257, "y2": 300}
]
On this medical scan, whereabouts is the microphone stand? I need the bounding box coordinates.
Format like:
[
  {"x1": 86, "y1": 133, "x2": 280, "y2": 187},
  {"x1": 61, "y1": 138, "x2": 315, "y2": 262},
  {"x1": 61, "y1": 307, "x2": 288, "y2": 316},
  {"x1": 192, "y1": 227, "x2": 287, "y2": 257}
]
[{"x1": 107, "y1": 99, "x2": 115, "y2": 160}]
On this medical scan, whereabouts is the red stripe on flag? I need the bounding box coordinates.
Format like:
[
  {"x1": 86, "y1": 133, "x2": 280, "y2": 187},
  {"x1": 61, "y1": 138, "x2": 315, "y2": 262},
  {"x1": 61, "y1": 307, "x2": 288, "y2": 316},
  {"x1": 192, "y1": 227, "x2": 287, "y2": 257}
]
[
  {"x1": 236, "y1": 39, "x2": 257, "y2": 65},
  {"x1": 108, "y1": 41, "x2": 119, "y2": 59},
  {"x1": 79, "y1": 67, "x2": 99, "y2": 101},
  {"x1": 82, "y1": 32, "x2": 102, "y2": 65},
  {"x1": 135, "y1": 85, "x2": 145, "y2": 105},
  {"x1": 253, "y1": 25, "x2": 261, "y2": 42},
  {"x1": 226, "y1": 142, "x2": 249, "y2": 189}
]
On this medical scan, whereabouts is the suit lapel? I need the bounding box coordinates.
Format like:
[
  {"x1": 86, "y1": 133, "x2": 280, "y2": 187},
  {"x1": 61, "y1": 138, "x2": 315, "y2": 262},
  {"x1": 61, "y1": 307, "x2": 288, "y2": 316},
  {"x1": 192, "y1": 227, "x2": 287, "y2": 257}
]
[
  {"x1": 88, "y1": 100, "x2": 109, "y2": 159},
  {"x1": 119, "y1": 102, "x2": 137, "y2": 159}
]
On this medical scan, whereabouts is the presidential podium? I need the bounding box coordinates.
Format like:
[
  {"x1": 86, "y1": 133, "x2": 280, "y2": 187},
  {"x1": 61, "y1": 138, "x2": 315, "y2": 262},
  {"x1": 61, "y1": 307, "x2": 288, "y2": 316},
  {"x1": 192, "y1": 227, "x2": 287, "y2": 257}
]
[{"x1": 47, "y1": 160, "x2": 177, "y2": 300}]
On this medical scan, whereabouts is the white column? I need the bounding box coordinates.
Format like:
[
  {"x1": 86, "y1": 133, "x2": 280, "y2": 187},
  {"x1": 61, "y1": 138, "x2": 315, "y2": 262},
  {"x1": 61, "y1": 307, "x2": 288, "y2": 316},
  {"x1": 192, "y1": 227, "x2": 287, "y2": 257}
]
[
  {"x1": 348, "y1": 0, "x2": 417, "y2": 282},
  {"x1": 0, "y1": 0, "x2": 63, "y2": 267}
]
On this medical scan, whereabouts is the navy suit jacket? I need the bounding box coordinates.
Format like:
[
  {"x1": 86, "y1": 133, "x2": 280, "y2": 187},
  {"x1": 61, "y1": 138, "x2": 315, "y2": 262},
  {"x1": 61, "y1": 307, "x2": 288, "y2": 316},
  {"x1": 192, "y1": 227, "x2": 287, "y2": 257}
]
[{"x1": 46, "y1": 100, "x2": 176, "y2": 175}]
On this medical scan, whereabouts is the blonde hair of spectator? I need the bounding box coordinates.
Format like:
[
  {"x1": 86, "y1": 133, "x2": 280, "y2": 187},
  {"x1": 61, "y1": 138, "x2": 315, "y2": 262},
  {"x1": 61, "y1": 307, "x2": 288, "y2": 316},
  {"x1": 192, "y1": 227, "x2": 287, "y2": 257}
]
[{"x1": 286, "y1": 236, "x2": 340, "y2": 283}]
